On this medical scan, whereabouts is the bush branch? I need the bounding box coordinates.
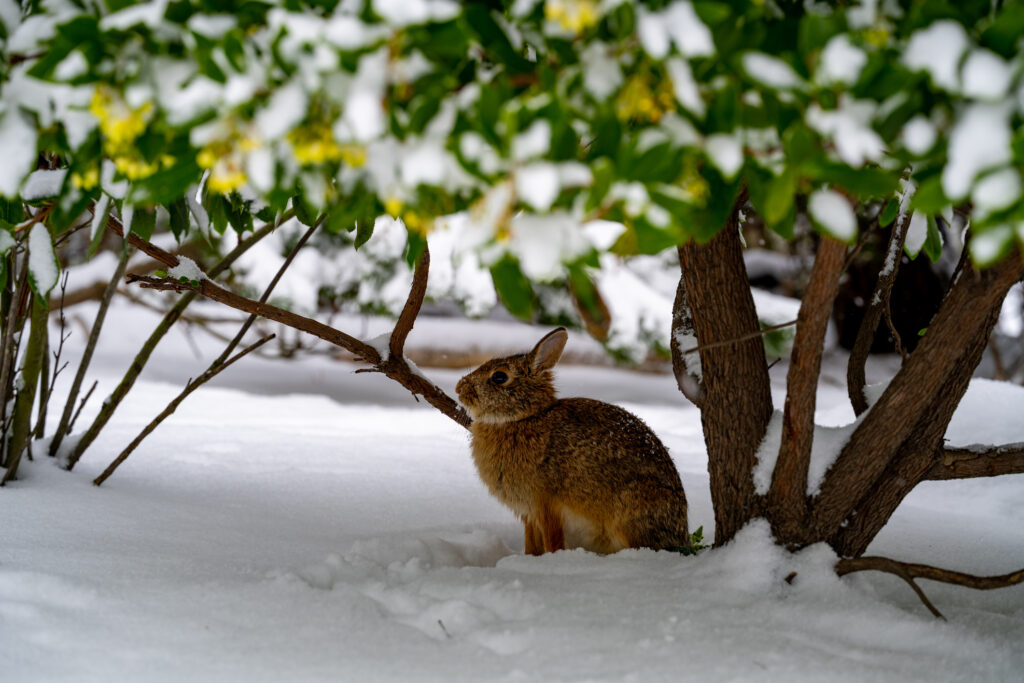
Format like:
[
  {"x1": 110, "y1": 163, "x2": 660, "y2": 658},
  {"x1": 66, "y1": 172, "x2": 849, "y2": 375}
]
[
  {"x1": 925, "y1": 445, "x2": 1024, "y2": 480},
  {"x1": 836, "y1": 556, "x2": 1024, "y2": 619},
  {"x1": 92, "y1": 334, "x2": 276, "y2": 486}
]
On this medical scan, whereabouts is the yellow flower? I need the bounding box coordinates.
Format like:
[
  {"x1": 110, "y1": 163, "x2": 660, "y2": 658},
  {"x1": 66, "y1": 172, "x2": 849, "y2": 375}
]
[
  {"x1": 208, "y1": 165, "x2": 247, "y2": 194},
  {"x1": 113, "y1": 154, "x2": 160, "y2": 180},
  {"x1": 384, "y1": 196, "x2": 403, "y2": 218},
  {"x1": 71, "y1": 167, "x2": 100, "y2": 190},
  {"x1": 545, "y1": 0, "x2": 599, "y2": 34},
  {"x1": 403, "y1": 210, "x2": 432, "y2": 234},
  {"x1": 863, "y1": 25, "x2": 891, "y2": 48},
  {"x1": 616, "y1": 73, "x2": 675, "y2": 124},
  {"x1": 289, "y1": 122, "x2": 346, "y2": 166},
  {"x1": 89, "y1": 87, "x2": 153, "y2": 154},
  {"x1": 339, "y1": 144, "x2": 367, "y2": 168}
]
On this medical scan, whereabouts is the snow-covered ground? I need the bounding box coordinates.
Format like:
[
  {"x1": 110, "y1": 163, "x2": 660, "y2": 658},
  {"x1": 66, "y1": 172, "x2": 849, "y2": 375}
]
[{"x1": 3, "y1": 297, "x2": 1024, "y2": 682}]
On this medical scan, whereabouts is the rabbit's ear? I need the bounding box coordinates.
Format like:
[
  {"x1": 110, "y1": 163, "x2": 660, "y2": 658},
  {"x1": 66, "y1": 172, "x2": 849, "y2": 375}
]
[{"x1": 530, "y1": 328, "x2": 568, "y2": 371}]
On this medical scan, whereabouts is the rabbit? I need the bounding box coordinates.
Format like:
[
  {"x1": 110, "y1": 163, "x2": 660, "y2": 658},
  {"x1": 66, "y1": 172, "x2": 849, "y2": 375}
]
[{"x1": 455, "y1": 327, "x2": 690, "y2": 555}]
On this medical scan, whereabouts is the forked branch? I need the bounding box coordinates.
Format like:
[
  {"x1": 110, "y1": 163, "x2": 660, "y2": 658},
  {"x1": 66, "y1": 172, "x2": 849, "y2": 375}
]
[
  {"x1": 124, "y1": 231, "x2": 471, "y2": 429},
  {"x1": 836, "y1": 556, "x2": 1024, "y2": 619},
  {"x1": 847, "y1": 212, "x2": 909, "y2": 415}
]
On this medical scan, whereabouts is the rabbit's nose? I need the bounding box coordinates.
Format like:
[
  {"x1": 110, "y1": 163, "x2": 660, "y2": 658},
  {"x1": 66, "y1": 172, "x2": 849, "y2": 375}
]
[{"x1": 455, "y1": 378, "x2": 473, "y2": 401}]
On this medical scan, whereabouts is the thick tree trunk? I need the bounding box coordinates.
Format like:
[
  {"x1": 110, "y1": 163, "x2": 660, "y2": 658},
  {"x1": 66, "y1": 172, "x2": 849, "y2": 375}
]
[{"x1": 677, "y1": 211, "x2": 773, "y2": 545}]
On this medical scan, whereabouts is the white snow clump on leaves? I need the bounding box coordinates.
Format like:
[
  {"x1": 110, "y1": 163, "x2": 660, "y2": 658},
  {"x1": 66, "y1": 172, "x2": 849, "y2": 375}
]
[
  {"x1": 168, "y1": 256, "x2": 208, "y2": 282},
  {"x1": 902, "y1": 20, "x2": 968, "y2": 92},
  {"x1": 808, "y1": 189, "x2": 856, "y2": 242},
  {"x1": 742, "y1": 53, "x2": 805, "y2": 90},
  {"x1": 817, "y1": 34, "x2": 866, "y2": 86},
  {"x1": 942, "y1": 103, "x2": 1013, "y2": 200}
]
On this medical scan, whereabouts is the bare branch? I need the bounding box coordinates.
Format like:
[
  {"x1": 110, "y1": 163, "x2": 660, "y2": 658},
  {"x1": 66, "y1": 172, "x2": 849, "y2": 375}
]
[
  {"x1": 125, "y1": 263, "x2": 472, "y2": 428},
  {"x1": 848, "y1": 212, "x2": 909, "y2": 415},
  {"x1": 390, "y1": 248, "x2": 429, "y2": 361},
  {"x1": 62, "y1": 214, "x2": 283, "y2": 470},
  {"x1": 836, "y1": 556, "x2": 1024, "y2": 619},
  {"x1": 679, "y1": 318, "x2": 798, "y2": 356},
  {"x1": 925, "y1": 445, "x2": 1024, "y2": 480},
  {"x1": 93, "y1": 334, "x2": 276, "y2": 486},
  {"x1": 49, "y1": 244, "x2": 132, "y2": 456}
]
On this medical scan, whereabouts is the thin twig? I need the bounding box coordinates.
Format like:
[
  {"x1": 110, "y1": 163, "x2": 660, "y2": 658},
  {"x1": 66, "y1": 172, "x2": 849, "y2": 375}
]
[
  {"x1": 63, "y1": 214, "x2": 285, "y2": 470},
  {"x1": 836, "y1": 556, "x2": 1024, "y2": 619},
  {"x1": 93, "y1": 334, "x2": 276, "y2": 485},
  {"x1": 680, "y1": 319, "x2": 798, "y2": 356},
  {"x1": 67, "y1": 380, "x2": 98, "y2": 435},
  {"x1": 49, "y1": 243, "x2": 132, "y2": 456}
]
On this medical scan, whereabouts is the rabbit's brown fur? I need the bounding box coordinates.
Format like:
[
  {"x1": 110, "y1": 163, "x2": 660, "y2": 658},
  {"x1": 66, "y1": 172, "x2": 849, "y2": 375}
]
[{"x1": 456, "y1": 328, "x2": 689, "y2": 555}]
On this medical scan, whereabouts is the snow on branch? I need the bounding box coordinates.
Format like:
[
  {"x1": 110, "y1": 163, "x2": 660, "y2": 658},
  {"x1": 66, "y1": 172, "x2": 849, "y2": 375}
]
[
  {"x1": 926, "y1": 444, "x2": 1024, "y2": 480},
  {"x1": 120, "y1": 226, "x2": 471, "y2": 429}
]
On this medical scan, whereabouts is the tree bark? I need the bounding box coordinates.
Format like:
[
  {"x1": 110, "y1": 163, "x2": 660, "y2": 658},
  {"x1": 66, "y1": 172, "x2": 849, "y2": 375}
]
[
  {"x1": 769, "y1": 237, "x2": 847, "y2": 543},
  {"x1": 815, "y1": 253, "x2": 1024, "y2": 551},
  {"x1": 677, "y1": 211, "x2": 773, "y2": 545}
]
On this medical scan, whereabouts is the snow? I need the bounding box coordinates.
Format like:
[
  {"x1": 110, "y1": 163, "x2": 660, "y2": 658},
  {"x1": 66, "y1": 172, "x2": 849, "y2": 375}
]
[
  {"x1": 972, "y1": 168, "x2": 1021, "y2": 219},
  {"x1": 806, "y1": 97, "x2": 885, "y2": 168},
  {"x1": 514, "y1": 162, "x2": 561, "y2": 211},
  {"x1": 512, "y1": 120, "x2": 551, "y2": 162},
  {"x1": 581, "y1": 42, "x2": 623, "y2": 100},
  {"x1": 902, "y1": 20, "x2": 968, "y2": 92},
  {"x1": 904, "y1": 211, "x2": 928, "y2": 258},
  {"x1": 900, "y1": 115, "x2": 936, "y2": 155},
  {"x1": 942, "y1": 103, "x2": 1013, "y2": 201},
  {"x1": 2, "y1": 297, "x2": 1024, "y2": 681},
  {"x1": 20, "y1": 169, "x2": 67, "y2": 201},
  {"x1": 665, "y1": 56, "x2": 704, "y2": 118},
  {"x1": 742, "y1": 53, "x2": 805, "y2": 90},
  {"x1": 27, "y1": 222, "x2": 58, "y2": 294},
  {"x1": 636, "y1": 1, "x2": 714, "y2": 60},
  {"x1": 704, "y1": 133, "x2": 743, "y2": 179},
  {"x1": 808, "y1": 189, "x2": 856, "y2": 242},
  {"x1": 0, "y1": 106, "x2": 38, "y2": 197},
  {"x1": 961, "y1": 48, "x2": 1013, "y2": 101},
  {"x1": 167, "y1": 255, "x2": 207, "y2": 282},
  {"x1": 816, "y1": 34, "x2": 866, "y2": 86}
]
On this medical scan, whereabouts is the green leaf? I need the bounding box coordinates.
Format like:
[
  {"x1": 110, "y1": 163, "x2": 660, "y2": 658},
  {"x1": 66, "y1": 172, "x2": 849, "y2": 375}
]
[
  {"x1": 878, "y1": 197, "x2": 900, "y2": 227},
  {"x1": 405, "y1": 230, "x2": 427, "y2": 268},
  {"x1": 922, "y1": 214, "x2": 943, "y2": 262},
  {"x1": 168, "y1": 198, "x2": 190, "y2": 241},
  {"x1": 354, "y1": 220, "x2": 375, "y2": 249},
  {"x1": 130, "y1": 207, "x2": 156, "y2": 241},
  {"x1": 909, "y1": 176, "x2": 947, "y2": 214},
  {"x1": 293, "y1": 194, "x2": 319, "y2": 227},
  {"x1": 490, "y1": 255, "x2": 534, "y2": 320},
  {"x1": 748, "y1": 167, "x2": 796, "y2": 233},
  {"x1": 809, "y1": 162, "x2": 900, "y2": 199}
]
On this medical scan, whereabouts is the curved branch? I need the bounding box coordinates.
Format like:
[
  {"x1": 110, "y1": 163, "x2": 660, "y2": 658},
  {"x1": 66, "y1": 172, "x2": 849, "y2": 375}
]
[
  {"x1": 126, "y1": 243, "x2": 472, "y2": 430},
  {"x1": 847, "y1": 212, "x2": 909, "y2": 415},
  {"x1": 836, "y1": 555, "x2": 1024, "y2": 619},
  {"x1": 925, "y1": 445, "x2": 1024, "y2": 480},
  {"x1": 390, "y1": 248, "x2": 428, "y2": 361}
]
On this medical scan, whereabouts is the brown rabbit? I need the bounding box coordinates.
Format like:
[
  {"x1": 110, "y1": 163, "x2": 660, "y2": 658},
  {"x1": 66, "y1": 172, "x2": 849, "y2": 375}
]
[{"x1": 455, "y1": 327, "x2": 689, "y2": 555}]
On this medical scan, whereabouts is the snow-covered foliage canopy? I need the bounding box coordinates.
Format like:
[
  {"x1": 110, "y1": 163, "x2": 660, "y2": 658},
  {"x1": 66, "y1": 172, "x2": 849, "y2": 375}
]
[{"x1": 1, "y1": 0, "x2": 1022, "y2": 348}]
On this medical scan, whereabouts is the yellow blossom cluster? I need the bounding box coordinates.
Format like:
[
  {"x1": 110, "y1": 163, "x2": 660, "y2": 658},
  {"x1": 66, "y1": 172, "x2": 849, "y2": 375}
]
[
  {"x1": 678, "y1": 158, "x2": 710, "y2": 207},
  {"x1": 89, "y1": 87, "x2": 163, "y2": 181},
  {"x1": 71, "y1": 167, "x2": 100, "y2": 190},
  {"x1": 616, "y1": 73, "x2": 676, "y2": 124},
  {"x1": 544, "y1": 0, "x2": 600, "y2": 35},
  {"x1": 384, "y1": 196, "x2": 431, "y2": 234},
  {"x1": 197, "y1": 138, "x2": 250, "y2": 195},
  {"x1": 288, "y1": 122, "x2": 366, "y2": 167}
]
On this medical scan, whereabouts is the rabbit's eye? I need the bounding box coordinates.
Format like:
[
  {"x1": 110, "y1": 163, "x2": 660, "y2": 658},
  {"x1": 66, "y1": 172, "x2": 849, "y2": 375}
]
[{"x1": 490, "y1": 371, "x2": 508, "y2": 385}]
